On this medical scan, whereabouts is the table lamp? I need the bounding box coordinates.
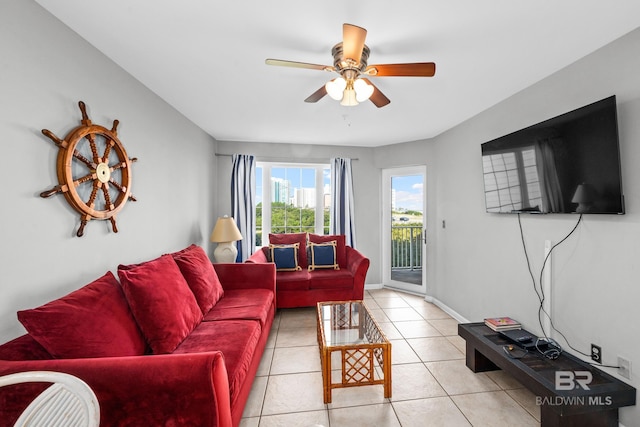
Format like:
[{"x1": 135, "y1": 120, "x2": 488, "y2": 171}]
[
  {"x1": 210, "y1": 216, "x2": 243, "y2": 263},
  {"x1": 571, "y1": 183, "x2": 596, "y2": 213}
]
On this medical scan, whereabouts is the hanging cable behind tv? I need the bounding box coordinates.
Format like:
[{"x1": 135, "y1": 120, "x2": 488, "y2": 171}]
[{"x1": 517, "y1": 213, "x2": 583, "y2": 360}]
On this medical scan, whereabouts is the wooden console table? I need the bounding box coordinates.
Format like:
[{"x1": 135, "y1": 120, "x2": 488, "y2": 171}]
[{"x1": 458, "y1": 323, "x2": 635, "y2": 427}]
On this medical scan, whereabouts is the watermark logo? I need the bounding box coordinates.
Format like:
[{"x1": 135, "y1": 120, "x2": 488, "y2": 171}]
[
  {"x1": 556, "y1": 370, "x2": 592, "y2": 391},
  {"x1": 535, "y1": 371, "x2": 612, "y2": 407}
]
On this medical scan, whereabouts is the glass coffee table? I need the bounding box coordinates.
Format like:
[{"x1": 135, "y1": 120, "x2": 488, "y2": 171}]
[{"x1": 316, "y1": 300, "x2": 392, "y2": 403}]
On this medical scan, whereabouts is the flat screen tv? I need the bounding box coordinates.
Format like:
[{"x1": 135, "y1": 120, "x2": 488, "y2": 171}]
[{"x1": 481, "y1": 95, "x2": 624, "y2": 214}]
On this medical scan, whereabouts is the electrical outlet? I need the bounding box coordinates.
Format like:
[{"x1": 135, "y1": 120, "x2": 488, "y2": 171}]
[
  {"x1": 591, "y1": 344, "x2": 602, "y2": 363},
  {"x1": 618, "y1": 356, "x2": 631, "y2": 379}
]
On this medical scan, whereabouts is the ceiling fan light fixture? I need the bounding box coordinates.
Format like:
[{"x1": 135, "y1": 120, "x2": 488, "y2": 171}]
[
  {"x1": 340, "y1": 85, "x2": 359, "y2": 106},
  {"x1": 266, "y1": 23, "x2": 436, "y2": 109},
  {"x1": 325, "y1": 77, "x2": 346, "y2": 100},
  {"x1": 353, "y1": 78, "x2": 374, "y2": 102}
]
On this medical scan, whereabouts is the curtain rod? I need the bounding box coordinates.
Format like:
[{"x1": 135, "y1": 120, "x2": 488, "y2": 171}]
[{"x1": 215, "y1": 153, "x2": 358, "y2": 161}]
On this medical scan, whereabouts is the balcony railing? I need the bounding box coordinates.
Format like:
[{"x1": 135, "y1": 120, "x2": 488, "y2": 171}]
[{"x1": 391, "y1": 225, "x2": 423, "y2": 270}]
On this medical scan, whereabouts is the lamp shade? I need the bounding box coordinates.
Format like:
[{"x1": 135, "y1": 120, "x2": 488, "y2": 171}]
[
  {"x1": 571, "y1": 183, "x2": 597, "y2": 213},
  {"x1": 353, "y1": 78, "x2": 374, "y2": 102},
  {"x1": 326, "y1": 77, "x2": 347, "y2": 100},
  {"x1": 571, "y1": 183, "x2": 596, "y2": 204},
  {"x1": 210, "y1": 216, "x2": 243, "y2": 243}
]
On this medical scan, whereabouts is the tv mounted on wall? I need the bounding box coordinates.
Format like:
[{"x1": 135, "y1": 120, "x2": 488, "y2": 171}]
[{"x1": 481, "y1": 95, "x2": 624, "y2": 214}]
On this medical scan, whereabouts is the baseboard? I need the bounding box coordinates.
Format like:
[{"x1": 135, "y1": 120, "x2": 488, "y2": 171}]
[{"x1": 424, "y1": 295, "x2": 470, "y2": 324}]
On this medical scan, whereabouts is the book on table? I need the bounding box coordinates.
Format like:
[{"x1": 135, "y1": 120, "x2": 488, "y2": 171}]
[{"x1": 484, "y1": 316, "x2": 521, "y2": 331}]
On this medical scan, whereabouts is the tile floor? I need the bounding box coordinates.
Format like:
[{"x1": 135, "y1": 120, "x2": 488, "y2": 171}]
[{"x1": 240, "y1": 288, "x2": 541, "y2": 427}]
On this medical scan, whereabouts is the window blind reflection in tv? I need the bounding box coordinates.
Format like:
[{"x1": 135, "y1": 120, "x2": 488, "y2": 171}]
[{"x1": 481, "y1": 96, "x2": 624, "y2": 214}]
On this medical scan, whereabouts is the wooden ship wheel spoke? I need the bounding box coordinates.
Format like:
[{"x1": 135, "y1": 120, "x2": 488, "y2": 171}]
[{"x1": 40, "y1": 101, "x2": 138, "y2": 237}]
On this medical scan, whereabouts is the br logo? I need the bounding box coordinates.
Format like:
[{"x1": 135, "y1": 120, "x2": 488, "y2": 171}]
[{"x1": 556, "y1": 371, "x2": 593, "y2": 390}]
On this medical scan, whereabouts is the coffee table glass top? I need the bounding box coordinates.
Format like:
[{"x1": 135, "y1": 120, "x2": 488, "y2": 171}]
[{"x1": 317, "y1": 300, "x2": 387, "y2": 347}]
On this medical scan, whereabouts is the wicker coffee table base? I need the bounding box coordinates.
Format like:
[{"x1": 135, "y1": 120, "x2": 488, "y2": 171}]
[{"x1": 316, "y1": 301, "x2": 392, "y2": 404}]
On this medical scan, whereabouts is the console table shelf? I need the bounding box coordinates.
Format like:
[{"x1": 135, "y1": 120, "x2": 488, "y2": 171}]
[{"x1": 458, "y1": 323, "x2": 635, "y2": 427}]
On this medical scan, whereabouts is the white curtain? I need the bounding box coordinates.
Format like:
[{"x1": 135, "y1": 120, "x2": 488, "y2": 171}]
[
  {"x1": 231, "y1": 154, "x2": 256, "y2": 262},
  {"x1": 535, "y1": 139, "x2": 563, "y2": 213},
  {"x1": 330, "y1": 158, "x2": 357, "y2": 247}
]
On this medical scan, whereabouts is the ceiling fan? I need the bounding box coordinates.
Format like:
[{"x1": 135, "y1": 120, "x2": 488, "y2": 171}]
[{"x1": 266, "y1": 23, "x2": 436, "y2": 108}]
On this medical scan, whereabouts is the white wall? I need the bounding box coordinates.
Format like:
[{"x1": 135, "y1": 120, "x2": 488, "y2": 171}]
[
  {"x1": 215, "y1": 141, "x2": 381, "y2": 283},
  {"x1": 0, "y1": 0, "x2": 218, "y2": 341},
  {"x1": 3, "y1": 1, "x2": 639, "y2": 422},
  {"x1": 377, "y1": 28, "x2": 640, "y2": 426}
]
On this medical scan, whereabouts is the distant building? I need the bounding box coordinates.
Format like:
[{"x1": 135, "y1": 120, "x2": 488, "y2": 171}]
[
  {"x1": 271, "y1": 178, "x2": 290, "y2": 203},
  {"x1": 292, "y1": 188, "x2": 316, "y2": 208}
]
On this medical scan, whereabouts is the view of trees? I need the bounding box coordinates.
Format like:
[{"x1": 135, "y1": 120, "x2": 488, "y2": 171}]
[
  {"x1": 399, "y1": 209, "x2": 423, "y2": 217},
  {"x1": 255, "y1": 202, "x2": 329, "y2": 246}
]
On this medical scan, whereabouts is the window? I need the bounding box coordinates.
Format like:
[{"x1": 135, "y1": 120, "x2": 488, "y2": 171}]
[
  {"x1": 256, "y1": 163, "x2": 331, "y2": 247},
  {"x1": 483, "y1": 148, "x2": 542, "y2": 212}
]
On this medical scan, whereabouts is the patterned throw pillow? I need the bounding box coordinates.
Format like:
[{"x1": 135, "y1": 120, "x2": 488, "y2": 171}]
[
  {"x1": 307, "y1": 241, "x2": 340, "y2": 271},
  {"x1": 269, "y1": 233, "x2": 308, "y2": 268},
  {"x1": 269, "y1": 243, "x2": 302, "y2": 271},
  {"x1": 308, "y1": 233, "x2": 347, "y2": 268}
]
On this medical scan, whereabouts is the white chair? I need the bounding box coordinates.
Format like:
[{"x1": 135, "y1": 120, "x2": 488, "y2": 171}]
[{"x1": 0, "y1": 371, "x2": 100, "y2": 427}]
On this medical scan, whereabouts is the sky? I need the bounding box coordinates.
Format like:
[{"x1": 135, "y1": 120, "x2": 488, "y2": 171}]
[
  {"x1": 392, "y1": 175, "x2": 424, "y2": 212},
  {"x1": 255, "y1": 166, "x2": 423, "y2": 212},
  {"x1": 255, "y1": 166, "x2": 330, "y2": 204}
]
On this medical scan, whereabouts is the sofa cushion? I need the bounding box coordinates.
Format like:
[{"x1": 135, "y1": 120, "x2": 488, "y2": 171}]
[
  {"x1": 0, "y1": 335, "x2": 53, "y2": 361},
  {"x1": 171, "y1": 244, "x2": 224, "y2": 314},
  {"x1": 308, "y1": 233, "x2": 347, "y2": 268},
  {"x1": 269, "y1": 243, "x2": 302, "y2": 271},
  {"x1": 203, "y1": 289, "x2": 274, "y2": 327},
  {"x1": 118, "y1": 254, "x2": 203, "y2": 354},
  {"x1": 17, "y1": 271, "x2": 146, "y2": 359},
  {"x1": 307, "y1": 241, "x2": 339, "y2": 271},
  {"x1": 309, "y1": 269, "x2": 355, "y2": 290},
  {"x1": 173, "y1": 320, "x2": 261, "y2": 405},
  {"x1": 269, "y1": 232, "x2": 308, "y2": 268},
  {"x1": 274, "y1": 270, "x2": 311, "y2": 291}
]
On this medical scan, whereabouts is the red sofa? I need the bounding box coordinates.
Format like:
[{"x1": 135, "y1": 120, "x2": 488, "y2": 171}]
[
  {"x1": 0, "y1": 244, "x2": 275, "y2": 427},
  {"x1": 247, "y1": 233, "x2": 369, "y2": 308}
]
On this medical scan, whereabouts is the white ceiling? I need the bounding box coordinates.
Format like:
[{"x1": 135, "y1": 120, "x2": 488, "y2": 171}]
[{"x1": 35, "y1": 0, "x2": 640, "y2": 147}]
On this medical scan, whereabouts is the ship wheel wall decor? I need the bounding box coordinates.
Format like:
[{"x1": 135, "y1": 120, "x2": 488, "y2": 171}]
[{"x1": 40, "y1": 101, "x2": 138, "y2": 237}]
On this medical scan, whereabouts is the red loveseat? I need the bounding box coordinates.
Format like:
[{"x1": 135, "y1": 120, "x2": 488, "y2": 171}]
[
  {"x1": 247, "y1": 233, "x2": 370, "y2": 308},
  {"x1": 0, "y1": 244, "x2": 275, "y2": 427}
]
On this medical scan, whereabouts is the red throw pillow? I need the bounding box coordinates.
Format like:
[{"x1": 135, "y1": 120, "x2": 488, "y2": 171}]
[
  {"x1": 118, "y1": 254, "x2": 203, "y2": 354},
  {"x1": 171, "y1": 244, "x2": 224, "y2": 314},
  {"x1": 269, "y1": 233, "x2": 308, "y2": 268},
  {"x1": 17, "y1": 271, "x2": 146, "y2": 359},
  {"x1": 308, "y1": 233, "x2": 347, "y2": 268}
]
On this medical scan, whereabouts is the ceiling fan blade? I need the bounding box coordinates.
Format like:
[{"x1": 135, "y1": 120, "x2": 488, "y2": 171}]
[
  {"x1": 266, "y1": 59, "x2": 334, "y2": 72},
  {"x1": 365, "y1": 62, "x2": 436, "y2": 77},
  {"x1": 304, "y1": 85, "x2": 328, "y2": 103},
  {"x1": 361, "y1": 78, "x2": 391, "y2": 108},
  {"x1": 342, "y1": 23, "x2": 367, "y2": 62}
]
